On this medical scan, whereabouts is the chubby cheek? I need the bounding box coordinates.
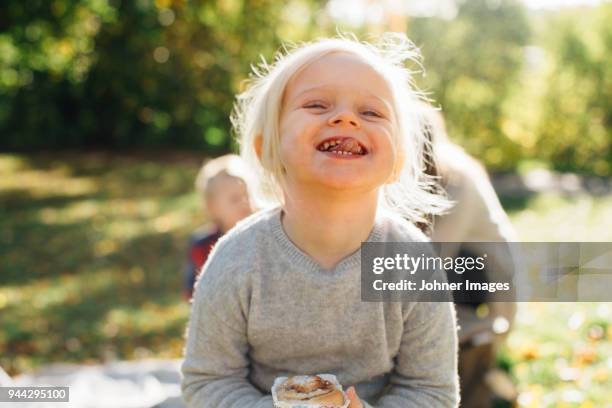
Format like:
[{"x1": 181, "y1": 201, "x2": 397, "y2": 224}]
[
  {"x1": 369, "y1": 126, "x2": 396, "y2": 157},
  {"x1": 279, "y1": 139, "x2": 311, "y2": 179},
  {"x1": 280, "y1": 109, "x2": 322, "y2": 141},
  {"x1": 279, "y1": 121, "x2": 319, "y2": 167},
  {"x1": 372, "y1": 129, "x2": 400, "y2": 180}
]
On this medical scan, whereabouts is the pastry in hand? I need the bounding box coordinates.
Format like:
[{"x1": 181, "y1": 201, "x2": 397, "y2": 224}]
[{"x1": 275, "y1": 375, "x2": 346, "y2": 406}]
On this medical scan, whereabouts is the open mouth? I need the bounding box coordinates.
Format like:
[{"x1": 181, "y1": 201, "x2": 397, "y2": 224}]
[{"x1": 316, "y1": 137, "x2": 368, "y2": 156}]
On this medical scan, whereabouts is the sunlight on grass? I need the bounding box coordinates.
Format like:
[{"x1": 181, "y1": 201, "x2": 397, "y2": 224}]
[
  {"x1": 506, "y1": 303, "x2": 611, "y2": 407},
  {"x1": 506, "y1": 195, "x2": 612, "y2": 406},
  {"x1": 508, "y1": 193, "x2": 612, "y2": 241},
  {"x1": 0, "y1": 166, "x2": 97, "y2": 199},
  {"x1": 0, "y1": 153, "x2": 203, "y2": 375},
  {"x1": 0, "y1": 155, "x2": 27, "y2": 172}
]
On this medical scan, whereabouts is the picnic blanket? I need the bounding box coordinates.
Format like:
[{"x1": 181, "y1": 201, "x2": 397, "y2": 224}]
[{"x1": 0, "y1": 359, "x2": 185, "y2": 408}]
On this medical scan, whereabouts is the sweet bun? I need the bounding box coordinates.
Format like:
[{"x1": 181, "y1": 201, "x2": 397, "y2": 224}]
[
  {"x1": 306, "y1": 388, "x2": 345, "y2": 405},
  {"x1": 276, "y1": 375, "x2": 345, "y2": 406}
]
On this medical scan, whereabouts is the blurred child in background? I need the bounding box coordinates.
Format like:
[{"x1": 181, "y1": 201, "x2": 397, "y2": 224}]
[{"x1": 182, "y1": 154, "x2": 254, "y2": 300}]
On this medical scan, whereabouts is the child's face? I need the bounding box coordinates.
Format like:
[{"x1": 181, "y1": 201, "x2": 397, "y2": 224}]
[
  {"x1": 278, "y1": 52, "x2": 398, "y2": 194},
  {"x1": 206, "y1": 176, "x2": 252, "y2": 232}
]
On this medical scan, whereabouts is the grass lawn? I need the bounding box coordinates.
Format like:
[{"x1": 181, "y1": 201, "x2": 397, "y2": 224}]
[
  {"x1": 502, "y1": 193, "x2": 612, "y2": 407},
  {"x1": 0, "y1": 152, "x2": 202, "y2": 375},
  {"x1": 1, "y1": 152, "x2": 610, "y2": 406}
]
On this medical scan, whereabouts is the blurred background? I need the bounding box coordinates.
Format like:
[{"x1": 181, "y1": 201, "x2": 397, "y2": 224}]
[{"x1": 0, "y1": 0, "x2": 610, "y2": 406}]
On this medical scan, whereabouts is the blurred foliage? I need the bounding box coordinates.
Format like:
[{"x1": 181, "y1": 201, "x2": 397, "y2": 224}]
[
  {"x1": 0, "y1": 0, "x2": 323, "y2": 151},
  {"x1": 0, "y1": 0, "x2": 610, "y2": 174},
  {"x1": 408, "y1": 1, "x2": 611, "y2": 174},
  {"x1": 409, "y1": 0, "x2": 531, "y2": 171},
  {"x1": 533, "y1": 5, "x2": 612, "y2": 176}
]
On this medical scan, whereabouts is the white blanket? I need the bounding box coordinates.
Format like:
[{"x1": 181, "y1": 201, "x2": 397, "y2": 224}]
[{"x1": 0, "y1": 359, "x2": 185, "y2": 408}]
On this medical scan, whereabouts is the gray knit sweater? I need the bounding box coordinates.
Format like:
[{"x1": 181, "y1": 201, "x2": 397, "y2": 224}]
[{"x1": 181, "y1": 207, "x2": 459, "y2": 407}]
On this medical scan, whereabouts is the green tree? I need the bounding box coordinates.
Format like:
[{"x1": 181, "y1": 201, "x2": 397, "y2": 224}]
[
  {"x1": 408, "y1": 0, "x2": 530, "y2": 171},
  {"x1": 0, "y1": 0, "x2": 323, "y2": 151},
  {"x1": 534, "y1": 4, "x2": 612, "y2": 175}
]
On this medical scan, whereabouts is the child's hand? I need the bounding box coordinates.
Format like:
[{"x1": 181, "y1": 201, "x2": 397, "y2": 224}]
[{"x1": 346, "y1": 386, "x2": 363, "y2": 408}]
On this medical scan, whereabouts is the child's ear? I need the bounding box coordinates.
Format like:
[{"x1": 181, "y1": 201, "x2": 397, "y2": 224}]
[{"x1": 254, "y1": 134, "x2": 263, "y2": 160}]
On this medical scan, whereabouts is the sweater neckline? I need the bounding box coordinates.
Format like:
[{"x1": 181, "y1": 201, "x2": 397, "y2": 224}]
[{"x1": 269, "y1": 207, "x2": 385, "y2": 275}]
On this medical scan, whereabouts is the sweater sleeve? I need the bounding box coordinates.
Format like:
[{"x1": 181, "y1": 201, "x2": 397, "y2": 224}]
[
  {"x1": 375, "y1": 301, "x2": 459, "y2": 408},
  {"x1": 180, "y1": 242, "x2": 273, "y2": 408}
]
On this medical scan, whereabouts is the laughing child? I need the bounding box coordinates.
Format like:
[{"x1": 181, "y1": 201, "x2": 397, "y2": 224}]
[{"x1": 181, "y1": 34, "x2": 459, "y2": 407}]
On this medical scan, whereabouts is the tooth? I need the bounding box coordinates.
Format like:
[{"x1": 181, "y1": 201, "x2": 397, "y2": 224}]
[
  {"x1": 347, "y1": 152, "x2": 352, "y2": 155},
  {"x1": 323, "y1": 143, "x2": 329, "y2": 149}
]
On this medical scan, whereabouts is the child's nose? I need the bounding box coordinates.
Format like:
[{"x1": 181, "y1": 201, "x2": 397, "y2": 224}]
[{"x1": 328, "y1": 109, "x2": 360, "y2": 129}]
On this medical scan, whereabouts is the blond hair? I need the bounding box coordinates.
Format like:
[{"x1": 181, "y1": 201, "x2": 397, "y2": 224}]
[
  {"x1": 195, "y1": 154, "x2": 251, "y2": 199},
  {"x1": 232, "y1": 32, "x2": 450, "y2": 225}
]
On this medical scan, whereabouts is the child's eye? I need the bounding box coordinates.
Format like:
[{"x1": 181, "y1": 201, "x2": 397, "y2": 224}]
[
  {"x1": 362, "y1": 110, "x2": 383, "y2": 118},
  {"x1": 303, "y1": 102, "x2": 327, "y2": 109}
]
